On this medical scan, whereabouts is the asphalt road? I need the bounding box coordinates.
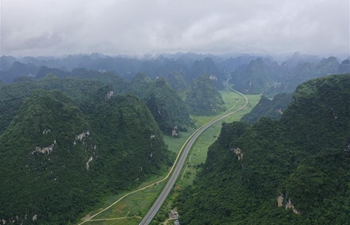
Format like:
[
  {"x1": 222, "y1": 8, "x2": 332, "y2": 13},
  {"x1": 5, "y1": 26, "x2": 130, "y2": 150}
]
[{"x1": 139, "y1": 84, "x2": 248, "y2": 225}]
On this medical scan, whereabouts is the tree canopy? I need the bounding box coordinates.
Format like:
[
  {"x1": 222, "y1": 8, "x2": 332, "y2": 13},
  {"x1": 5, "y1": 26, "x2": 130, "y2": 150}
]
[{"x1": 176, "y1": 74, "x2": 350, "y2": 225}]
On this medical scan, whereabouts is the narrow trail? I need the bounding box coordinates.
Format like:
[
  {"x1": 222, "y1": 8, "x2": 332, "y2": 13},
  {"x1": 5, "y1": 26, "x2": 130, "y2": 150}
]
[{"x1": 78, "y1": 82, "x2": 248, "y2": 225}]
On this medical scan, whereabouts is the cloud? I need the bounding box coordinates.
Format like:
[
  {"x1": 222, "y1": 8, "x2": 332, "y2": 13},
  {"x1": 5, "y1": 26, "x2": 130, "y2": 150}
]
[{"x1": 1, "y1": 0, "x2": 349, "y2": 57}]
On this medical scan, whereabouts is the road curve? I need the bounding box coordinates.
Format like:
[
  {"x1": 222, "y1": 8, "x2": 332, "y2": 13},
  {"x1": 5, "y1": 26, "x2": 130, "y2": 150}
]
[{"x1": 139, "y1": 84, "x2": 248, "y2": 225}]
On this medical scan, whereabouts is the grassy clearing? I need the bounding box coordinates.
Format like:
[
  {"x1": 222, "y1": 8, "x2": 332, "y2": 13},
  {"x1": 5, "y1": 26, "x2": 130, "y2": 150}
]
[
  {"x1": 79, "y1": 90, "x2": 260, "y2": 225},
  {"x1": 164, "y1": 128, "x2": 195, "y2": 154},
  {"x1": 77, "y1": 170, "x2": 171, "y2": 224},
  {"x1": 92, "y1": 183, "x2": 165, "y2": 220},
  {"x1": 84, "y1": 217, "x2": 141, "y2": 225}
]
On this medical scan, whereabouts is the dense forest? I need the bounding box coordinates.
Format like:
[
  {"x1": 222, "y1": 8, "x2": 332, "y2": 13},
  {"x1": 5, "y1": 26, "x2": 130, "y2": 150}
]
[
  {"x1": 241, "y1": 93, "x2": 293, "y2": 124},
  {"x1": 0, "y1": 78, "x2": 174, "y2": 224},
  {"x1": 176, "y1": 74, "x2": 350, "y2": 224},
  {"x1": 0, "y1": 52, "x2": 349, "y2": 225},
  {"x1": 186, "y1": 75, "x2": 225, "y2": 115},
  {"x1": 144, "y1": 77, "x2": 193, "y2": 134},
  {"x1": 0, "y1": 58, "x2": 224, "y2": 224},
  {"x1": 0, "y1": 72, "x2": 195, "y2": 135}
]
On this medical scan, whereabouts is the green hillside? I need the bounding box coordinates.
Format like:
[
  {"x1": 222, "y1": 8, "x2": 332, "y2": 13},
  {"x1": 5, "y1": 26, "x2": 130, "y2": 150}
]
[
  {"x1": 70, "y1": 68, "x2": 131, "y2": 94},
  {"x1": 231, "y1": 58, "x2": 272, "y2": 94},
  {"x1": 176, "y1": 74, "x2": 350, "y2": 225},
  {"x1": 315, "y1": 56, "x2": 339, "y2": 76},
  {"x1": 338, "y1": 59, "x2": 350, "y2": 74},
  {"x1": 0, "y1": 85, "x2": 173, "y2": 224},
  {"x1": 186, "y1": 75, "x2": 225, "y2": 116},
  {"x1": 189, "y1": 57, "x2": 224, "y2": 89},
  {"x1": 144, "y1": 78, "x2": 192, "y2": 135},
  {"x1": 166, "y1": 71, "x2": 187, "y2": 92},
  {"x1": 0, "y1": 76, "x2": 106, "y2": 135},
  {"x1": 130, "y1": 73, "x2": 153, "y2": 97},
  {"x1": 0, "y1": 90, "x2": 96, "y2": 224},
  {"x1": 241, "y1": 93, "x2": 292, "y2": 124},
  {"x1": 89, "y1": 93, "x2": 173, "y2": 191},
  {"x1": 0, "y1": 81, "x2": 39, "y2": 134}
]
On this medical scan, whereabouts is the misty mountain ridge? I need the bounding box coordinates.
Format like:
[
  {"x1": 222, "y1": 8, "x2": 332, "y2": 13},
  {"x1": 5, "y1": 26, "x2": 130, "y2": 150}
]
[{"x1": 1, "y1": 52, "x2": 349, "y2": 98}]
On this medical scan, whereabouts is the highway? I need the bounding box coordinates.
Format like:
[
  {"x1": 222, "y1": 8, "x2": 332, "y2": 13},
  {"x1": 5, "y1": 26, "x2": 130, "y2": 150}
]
[{"x1": 139, "y1": 84, "x2": 248, "y2": 224}]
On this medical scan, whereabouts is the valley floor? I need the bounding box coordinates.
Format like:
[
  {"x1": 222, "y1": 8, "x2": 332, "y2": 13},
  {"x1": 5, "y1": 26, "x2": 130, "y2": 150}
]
[{"x1": 77, "y1": 90, "x2": 260, "y2": 225}]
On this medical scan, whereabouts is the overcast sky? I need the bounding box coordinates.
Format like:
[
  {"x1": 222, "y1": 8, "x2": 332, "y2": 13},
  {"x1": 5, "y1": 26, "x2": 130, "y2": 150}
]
[{"x1": 1, "y1": 0, "x2": 349, "y2": 57}]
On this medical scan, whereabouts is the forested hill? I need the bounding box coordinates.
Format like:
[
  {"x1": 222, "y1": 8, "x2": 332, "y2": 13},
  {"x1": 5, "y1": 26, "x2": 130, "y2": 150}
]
[
  {"x1": 0, "y1": 83, "x2": 173, "y2": 224},
  {"x1": 229, "y1": 56, "x2": 349, "y2": 96},
  {"x1": 338, "y1": 59, "x2": 350, "y2": 74},
  {"x1": 241, "y1": 93, "x2": 293, "y2": 124},
  {"x1": 0, "y1": 76, "x2": 106, "y2": 135},
  {"x1": 130, "y1": 73, "x2": 153, "y2": 97},
  {"x1": 176, "y1": 74, "x2": 350, "y2": 225},
  {"x1": 165, "y1": 71, "x2": 187, "y2": 92},
  {"x1": 0, "y1": 73, "x2": 193, "y2": 137},
  {"x1": 231, "y1": 58, "x2": 272, "y2": 94},
  {"x1": 69, "y1": 72, "x2": 193, "y2": 134},
  {"x1": 186, "y1": 75, "x2": 225, "y2": 116},
  {"x1": 144, "y1": 78, "x2": 193, "y2": 135}
]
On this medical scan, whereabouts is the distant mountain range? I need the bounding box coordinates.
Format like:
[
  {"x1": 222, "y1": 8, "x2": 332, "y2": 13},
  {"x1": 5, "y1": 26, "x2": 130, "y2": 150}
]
[
  {"x1": 1, "y1": 52, "x2": 349, "y2": 96},
  {"x1": 230, "y1": 55, "x2": 348, "y2": 95}
]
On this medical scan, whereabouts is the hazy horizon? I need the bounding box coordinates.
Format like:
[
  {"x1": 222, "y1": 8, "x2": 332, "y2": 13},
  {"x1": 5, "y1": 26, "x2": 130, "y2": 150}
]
[{"x1": 1, "y1": 0, "x2": 349, "y2": 57}]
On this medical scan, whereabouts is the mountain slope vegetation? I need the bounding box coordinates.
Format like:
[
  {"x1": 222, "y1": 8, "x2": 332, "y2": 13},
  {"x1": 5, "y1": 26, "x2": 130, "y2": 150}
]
[
  {"x1": 144, "y1": 78, "x2": 192, "y2": 135},
  {"x1": 0, "y1": 81, "x2": 173, "y2": 224},
  {"x1": 176, "y1": 74, "x2": 350, "y2": 225},
  {"x1": 0, "y1": 90, "x2": 96, "y2": 224},
  {"x1": 231, "y1": 58, "x2": 272, "y2": 94},
  {"x1": 241, "y1": 93, "x2": 292, "y2": 124},
  {"x1": 338, "y1": 59, "x2": 350, "y2": 74},
  {"x1": 0, "y1": 81, "x2": 39, "y2": 134},
  {"x1": 166, "y1": 71, "x2": 187, "y2": 92},
  {"x1": 0, "y1": 76, "x2": 107, "y2": 135},
  {"x1": 186, "y1": 75, "x2": 225, "y2": 116}
]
